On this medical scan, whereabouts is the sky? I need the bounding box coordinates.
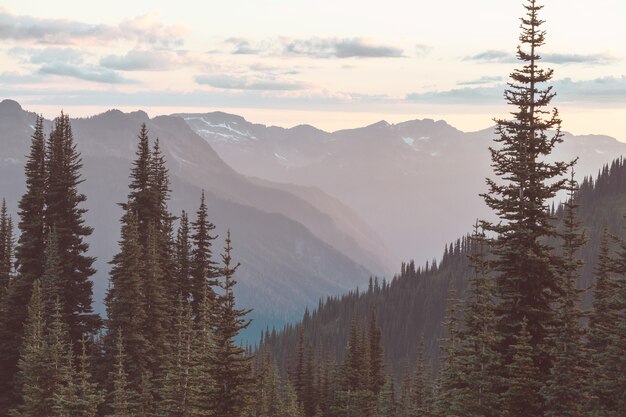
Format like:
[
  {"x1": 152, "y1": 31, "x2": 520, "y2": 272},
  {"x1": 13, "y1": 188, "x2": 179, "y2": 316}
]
[{"x1": 1, "y1": 0, "x2": 625, "y2": 140}]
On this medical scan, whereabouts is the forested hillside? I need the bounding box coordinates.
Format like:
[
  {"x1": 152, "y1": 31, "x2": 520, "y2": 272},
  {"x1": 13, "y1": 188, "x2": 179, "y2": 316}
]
[{"x1": 261, "y1": 157, "x2": 626, "y2": 377}]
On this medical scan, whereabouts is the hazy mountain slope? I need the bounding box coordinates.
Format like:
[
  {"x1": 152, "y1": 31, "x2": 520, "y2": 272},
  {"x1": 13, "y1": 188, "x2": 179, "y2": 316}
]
[
  {"x1": 262, "y1": 157, "x2": 626, "y2": 378},
  {"x1": 181, "y1": 112, "x2": 626, "y2": 264},
  {"x1": 0, "y1": 99, "x2": 390, "y2": 336}
]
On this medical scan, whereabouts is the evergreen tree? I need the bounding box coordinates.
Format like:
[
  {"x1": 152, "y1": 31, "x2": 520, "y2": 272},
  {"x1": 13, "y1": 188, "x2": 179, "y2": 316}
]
[
  {"x1": 105, "y1": 210, "x2": 148, "y2": 386},
  {"x1": 0, "y1": 198, "x2": 14, "y2": 300},
  {"x1": 1, "y1": 116, "x2": 47, "y2": 414},
  {"x1": 410, "y1": 339, "x2": 433, "y2": 417},
  {"x1": 53, "y1": 338, "x2": 104, "y2": 417},
  {"x1": 9, "y1": 280, "x2": 49, "y2": 417},
  {"x1": 159, "y1": 298, "x2": 194, "y2": 417},
  {"x1": 175, "y1": 211, "x2": 192, "y2": 301},
  {"x1": 455, "y1": 223, "x2": 501, "y2": 417},
  {"x1": 587, "y1": 228, "x2": 622, "y2": 416},
  {"x1": 126, "y1": 124, "x2": 155, "y2": 246},
  {"x1": 45, "y1": 112, "x2": 99, "y2": 344},
  {"x1": 190, "y1": 191, "x2": 218, "y2": 319},
  {"x1": 376, "y1": 377, "x2": 396, "y2": 417},
  {"x1": 434, "y1": 289, "x2": 464, "y2": 417},
  {"x1": 541, "y1": 172, "x2": 588, "y2": 417},
  {"x1": 42, "y1": 228, "x2": 63, "y2": 317},
  {"x1": 106, "y1": 331, "x2": 136, "y2": 417},
  {"x1": 213, "y1": 231, "x2": 253, "y2": 417},
  {"x1": 480, "y1": 1, "x2": 571, "y2": 411},
  {"x1": 368, "y1": 308, "x2": 385, "y2": 397},
  {"x1": 502, "y1": 318, "x2": 543, "y2": 417}
]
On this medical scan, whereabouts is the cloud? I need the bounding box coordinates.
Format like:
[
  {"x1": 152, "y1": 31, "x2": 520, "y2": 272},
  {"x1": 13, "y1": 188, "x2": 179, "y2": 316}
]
[
  {"x1": 225, "y1": 38, "x2": 261, "y2": 55},
  {"x1": 195, "y1": 74, "x2": 306, "y2": 91},
  {"x1": 464, "y1": 49, "x2": 618, "y2": 65},
  {"x1": 9, "y1": 46, "x2": 85, "y2": 64},
  {"x1": 542, "y1": 52, "x2": 618, "y2": 65},
  {"x1": 0, "y1": 9, "x2": 184, "y2": 47},
  {"x1": 406, "y1": 75, "x2": 626, "y2": 105},
  {"x1": 283, "y1": 37, "x2": 404, "y2": 58},
  {"x1": 457, "y1": 76, "x2": 505, "y2": 86},
  {"x1": 463, "y1": 50, "x2": 513, "y2": 63},
  {"x1": 38, "y1": 63, "x2": 135, "y2": 84},
  {"x1": 0, "y1": 71, "x2": 43, "y2": 84},
  {"x1": 100, "y1": 49, "x2": 185, "y2": 71}
]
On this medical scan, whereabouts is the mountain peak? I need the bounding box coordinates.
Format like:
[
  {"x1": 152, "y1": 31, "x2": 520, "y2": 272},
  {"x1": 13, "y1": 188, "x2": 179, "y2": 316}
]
[
  {"x1": 0, "y1": 99, "x2": 24, "y2": 115},
  {"x1": 367, "y1": 120, "x2": 390, "y2": 129}
]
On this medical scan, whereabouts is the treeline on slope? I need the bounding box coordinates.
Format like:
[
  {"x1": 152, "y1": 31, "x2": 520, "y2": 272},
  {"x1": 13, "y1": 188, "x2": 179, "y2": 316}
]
[
  {"x1": 0, "y1": 115, "x2": 256, "y2": 417},
  {"x1": 262, "y1": 156, "x2": 626, "y2": 379}
]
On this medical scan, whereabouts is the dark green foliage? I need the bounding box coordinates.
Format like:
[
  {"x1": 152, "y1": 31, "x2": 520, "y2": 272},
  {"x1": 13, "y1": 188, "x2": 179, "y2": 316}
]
[
  {"x1": 541, "y1": 172, "x2": 588, "y2": 417},
  {"x1": 106, "y1": 331, "x2": 137, "y2": 417},
  {"x1": 212, "y1": 231, "x2": 253, "y2": 417},
  {"x1": 105, "y1": 210, "x2": 148, "y2": 386},
  {"x1": 0, "y1": 116, "x2": 47, "y2": 414},
  {"x1": 502, "y1": 319, "x2": 543, "y2": 417},
  {"x1": 0, "y1": 198, "x2": 14, "y2": 300},
  {"x1": 175, "y1": 211, "x2": 192, "y2": 301},
  {"x1": 190, "y1": 191, "x2": 218, "y2": 319},
  {"x1": 45, "y1": 113, "x2": 99, "y2": 344}
]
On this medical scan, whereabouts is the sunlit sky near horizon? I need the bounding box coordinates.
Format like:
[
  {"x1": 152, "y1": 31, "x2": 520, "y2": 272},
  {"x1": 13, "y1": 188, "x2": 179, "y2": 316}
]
[{"x1": 1, "y1": 0, "x2": 625, "y2": 140}]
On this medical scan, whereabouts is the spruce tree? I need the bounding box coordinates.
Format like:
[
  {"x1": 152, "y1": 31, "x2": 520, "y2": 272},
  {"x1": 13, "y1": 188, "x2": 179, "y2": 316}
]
[
  {"x1": 105, "y1": 210, "x2": 148, "y2": 386},
  {"x1": 42, "y1": 228, "x2": 63, "y2": 317},
  {"x1": 190, "y1": 191, "x2": 218, "y2": 319},
  {"x1": 9, "y1": 280, "x2": 49, "y2": 417},
  {"x1": 456, "y1": 223, "x2": 501, "y2": 417},
  {"x1": 368, "y1": 308, "x2": 385, "y2": 397},
  {"x1": 106, "y1": 331, "x2": 136, "y2": 417},
  {"x1": 481, "y1": 0, "x2": 570, "y2": 401},
  {"x1": 502, "y1": 318, "x2": 543, "y2": 417},
  {"x1": 53, "y1": 337, "x2": 104, "y2": 417},
  {"x1": 541, "y1": 172, "x2": 587, "y2": 417},
  {"x1": 1, "y1": 116, "x2": 47, "y2": 414},
  {"x1": 213, "y1": 231, "x2": 253, "y2": 417},
  {"x1": 0, "y1": 198, "x2": 14, "y2": 300},
  {"x1": 410, "y1": 338, "x2": 433, "y2": 417},
  {"x1": 587, "y1": 228, "x2": 622, "y2": 416},
  {"x1": 45, "y1": 112, "x2": 99, "y2": 344},
  {"x1": 434, "y1": 290, "x2": 464, "y2": 417},
  {"x1": 175, "y1": 211, "x2": 192, "y2": 301}
]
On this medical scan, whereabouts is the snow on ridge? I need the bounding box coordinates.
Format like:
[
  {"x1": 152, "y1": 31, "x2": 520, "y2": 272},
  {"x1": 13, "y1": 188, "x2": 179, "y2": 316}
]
[
  {"x1": 194, "y1": 117, "x2": 258, "y2": 141},
  {"x1": 274, "y1": 152, "x2": 288, "y2": 162}
]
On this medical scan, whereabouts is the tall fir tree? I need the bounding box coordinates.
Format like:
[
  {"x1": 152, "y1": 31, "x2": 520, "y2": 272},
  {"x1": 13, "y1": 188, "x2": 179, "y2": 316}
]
[
  {"x1": 105, "y1": 210, "x2": 148, "y2": 386},
  {"x1": 190, "y1": 191, "x2": 218, "y2": 319},
  {"x1": 213, "y1": 231, "x2": 253, "y2": 417},
  {"x1": 502, "y1": 318, "x2": 543, "y2": 417},
  {"x1": 410, "y1": 338, "x2": 433, "y2": 417},
  {"x1": 0, "y1": 198, "x2": 14, "y2": 300},
  {"x1": 455, "y1": 222, "x2": 501, "y2": 417},
  {"x1": 9, "y1": 280, "x2": 49, "y2": 417},
  {"x1": 368, "y1": 308, "x2": 385, "y2": 397},
  {"x1": 106, "y1": 331, "x2": 137, "y2": 417},
  {"x1": 44, "y1": 113, "x2": 99, "y2": 345},
  {"x1": 541, "y1": 172, "x2": 588, "y2": 417},
  {"x1": 175, "y1": 210, "x2": 192, "y2": 301},
  {"x1": 587, "y1": 227, "x2": 622, "y2": 416},
  {"x1": 481, "y1": 0, "x2": 570, "y2": 406},
  {"x1": 0, "y1": 115, "x2": 47, "y2": 414}
]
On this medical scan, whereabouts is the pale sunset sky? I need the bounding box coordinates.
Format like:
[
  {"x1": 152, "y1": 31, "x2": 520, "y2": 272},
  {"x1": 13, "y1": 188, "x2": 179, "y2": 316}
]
[{"x1": 1, "y1": 0, "x2": 625, "y2": 140}]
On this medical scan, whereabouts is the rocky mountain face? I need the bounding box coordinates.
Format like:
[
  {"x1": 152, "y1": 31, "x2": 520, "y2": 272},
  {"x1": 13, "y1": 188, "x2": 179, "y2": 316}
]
[
  {"x1": 0, "y1": 99, "x2": 396, "y2": 337},
  {"x1": 180, "y1": 112, "x2": 626, "y2": 262}
]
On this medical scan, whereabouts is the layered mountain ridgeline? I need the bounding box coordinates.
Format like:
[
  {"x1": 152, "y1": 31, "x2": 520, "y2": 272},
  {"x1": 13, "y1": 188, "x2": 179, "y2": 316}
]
[
  {"x1": 179, "y1": 111, "x2": 626, "y2": 264},
  {"x1": 0, "y1": 99, "x2": 396, "y2": 337},
  {"x1": 261, "y1": 157, "x2": 626, "y2": 378}
]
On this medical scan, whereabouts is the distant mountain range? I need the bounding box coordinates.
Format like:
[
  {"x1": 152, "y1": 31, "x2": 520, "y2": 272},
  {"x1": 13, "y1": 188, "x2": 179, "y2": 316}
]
[
  {"x1": 179, "y1": 112, "x2": 626, "y2": 263},
  {"x1": 0, "y1": 99, "x2": 395, "y2": 338},
  {"x1": 2, "y1": 99, "x2": 624, "y2": 339}
]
